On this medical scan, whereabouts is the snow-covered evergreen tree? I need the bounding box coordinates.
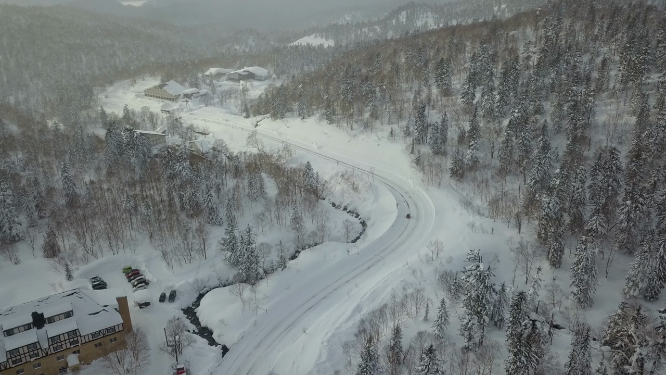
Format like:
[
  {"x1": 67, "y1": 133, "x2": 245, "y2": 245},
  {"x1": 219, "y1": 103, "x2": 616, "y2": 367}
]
[
  {"x1": 491, "y1": 282, "x2": 508, "y2": 329},
  {"x1": 433, "y1": 297, "x2": 450, "y2": 340},
  {"x1": 356, "y1": 335, "x2": 381, "y2": 375},
  {"x1": 220, "y1": 217, "x2": 240, "y2": 266},
  {"x1": 565, "y1": 324, "x2": 592, "y2": 375},
  {"x1": 466, "y1": 106, "x2": 480, "y2": 169},
  {"x1": 429, "y1": 114, "x2": 448, "y2": 156},
  {"x1": 61, "y1": 161, "x2": 78, "y2": 208},
  {"x1": 450, "y1": 149, "x2": 465, "y2": 181},
  {"x1": 505, "y1": 291, "x2": 529, "y2": 375},
  {"x1": 415, "y1": 345, "x2": 442, "y2": 375},
  {"x1": 571, "y1": 233, "x2": 598, "y2": 308},
  {"x1": 414, "y1": 104, "x2": 428, "y2": 144},
  {"x1": 0, "y1": 182, "x2": 21, "y2": 244},
  {"x1": 42, "y1": 224, "x2": 60, "y2": 259},
  {"x1": 387, "y1": 324, "x2": 403, "y2": 375},
  {"x1": 459, "y1": 250, "x2": 495, "y2": 349},
  {"x1": 237, "y1": 225, "x2": 259, "y2": 284}
]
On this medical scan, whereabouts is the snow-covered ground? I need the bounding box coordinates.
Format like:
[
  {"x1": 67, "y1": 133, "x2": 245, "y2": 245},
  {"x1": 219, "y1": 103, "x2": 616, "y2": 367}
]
[
  {"x1": 290, "y1": 34, "x2": 335, "y2": 47},
  {"x1": 95, "y1": 80, "x2": 520, "y2": 375},
  {"x1": 2, "y1": 78, "x2": 636, "y2": 375}
]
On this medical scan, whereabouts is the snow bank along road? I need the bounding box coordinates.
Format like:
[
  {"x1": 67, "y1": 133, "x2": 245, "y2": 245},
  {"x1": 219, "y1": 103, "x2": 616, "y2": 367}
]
[
  {"x1": 190, "y1": 115, "x2": 436, "y2": 375},
  {"x1": 102, "y1": 91, "x2": 435, "y2": 374}
]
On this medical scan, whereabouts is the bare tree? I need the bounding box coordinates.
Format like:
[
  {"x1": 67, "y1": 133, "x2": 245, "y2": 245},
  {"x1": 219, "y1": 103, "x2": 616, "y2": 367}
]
[
  {"x1": 510, "y1": 238, "x2": 537, "y2": 285},
  {"x1": 103, "y1": 328, "x2": 150, "y2": 375},
  {"x1": 159, "y1": 316, "x2": 194, "y2": 359},
  {"x1": 426, "y1": 239, "x2": 444, "y2": 262},
  {"x1": 230, "y1": 283, "x2": 248, "y2": 313},
  {"x1": 0, "y1": 243, "x2": 20, "y2": 264},
  {"x1": 341, "y1": 219, "x2": 355, "y2": 243},
  {"x1": 194, "y1": 217, "x2": 210, "y2": 259}
]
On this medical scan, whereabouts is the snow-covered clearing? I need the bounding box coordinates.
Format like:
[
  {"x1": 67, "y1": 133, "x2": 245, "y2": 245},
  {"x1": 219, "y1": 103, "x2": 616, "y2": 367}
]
[{"x1": 290, "y1": 34, "x2": 335, "y2": 47}]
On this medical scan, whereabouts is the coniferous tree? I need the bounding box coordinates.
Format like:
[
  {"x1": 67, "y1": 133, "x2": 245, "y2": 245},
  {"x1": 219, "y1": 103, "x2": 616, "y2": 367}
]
[
  {"x1": 466, "y1": 106, "x2": 480, "y2": 169},
  {"x1": 565, "y1": 324, "x2": 592, "y2": 375},
  {"x1": 414, "y1": 104, "x2": 428, "y2": 144},
  {"x1": 433, "y1": 297, "x2": 450, "y2": 340},
  {"x1": 290, "y1": 205, "x2": 305, "y2": 249},
  {"x1": 568, "y1": 166, "x2": 588, "y2": 235},
  {"x1": 505, "y1": 291, "x2": 530, "y2": 375},
  {"x1": 356, "y1": 335, "x2": 381, "y2": 375},
  {"x1": 415, "y1": 345, "x2": 441, "y2": 375},
  {"x1": 387, "y1": 324, "x2": 403, "y2": 375},
  {"x1": 491, "y1": 282, "x2": 508, "y2": 329},
  {"x1": 429, "y1": 115, "x2": 448, "y2": 156},
  {"x1": 434, "y1": 57, "x2": 452, "y2": 96},
  {"x1": 0, "y1": 182, "x2": 21, "y2": 244},
  {"x1": 220, "y1": 217, "x2": 240, "y2": 266},
  {"x1": 527, "y1": 122, "x2": 552, "y2": 206},
  {"x1": 42, "y1": 225, "x2": 61, "y2": 259},
  {"x1": 237, "y1": 225, "x2": 259, "y2": 284},
  {"x1": 459, "y1": 250, "x2": 494, "y2": 350},
  {"x1": 61, "y1": 161, "x2": 78, "y2": 208},
  {"x1": 450, "y1": 149, "x2": 465, "y2": 181},
  {"x1": 571, "y1": 233, "x2": 598, "y2": 308}
]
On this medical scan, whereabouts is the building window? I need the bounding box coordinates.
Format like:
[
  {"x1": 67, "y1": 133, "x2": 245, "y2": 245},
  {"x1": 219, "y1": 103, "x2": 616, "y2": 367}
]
[
  {"x1": 27, "y1": 343, "x2": 38, "y2": 351},
  {"x1": 33, "y1": 363, "x2": 41, "y2": 369},
  {"x1": 67, "y1": 331, "x2": 77, "y2": 338},
  {"x1": 94, "y1": 342, "x2": 102, "y2": 348},
  {"x1": 53, "y1": 344, "x2": 63, "y2": 352},
  {"x1": 4, "y1": 328, "x2": 14, "y2": 337},
  {"x1": 11, "y1": 358, "x2": 23, "y2": 366},
  {"x1": 30, "y1": 351, "x2": 40, "y2": 359},
  {"x1": 109, "y1": 337, "x2": 117, "y2": 344},
  {"x1": 56, "y1": 355, "x2": 65, "y2": 361},
  {"x1": 15, "y1": 369, "x2": 24, "y2": 375},
  {"x1": 90, "y1": 332, "x2": 101, "y2": 339},
  {"x1": 70, "y1": 339, "x2": 79, "y2": 346},
  {"x1": 46, "y1": 317, "x2": 54, "y2": 324},
  {"x1": 8, "y1": 348, "x2": 20, "y2": 357},
  {"x1": 63, "y1": 311, "x2": 73, "y2": 319}
]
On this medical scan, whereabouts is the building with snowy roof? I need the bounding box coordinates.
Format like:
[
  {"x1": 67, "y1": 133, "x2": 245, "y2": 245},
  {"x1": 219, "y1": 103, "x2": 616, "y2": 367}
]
[
  {"x1": 0, "y1": 289, "x2": 132, "y2": 375},
  {"x1": 226, "y1": 66, "x2": 269, "y2": 82},
  {"x1": 204, "y1": 68, "x2": 233, "y2": 78},
  {"x1": 144, "y1": 80, "x2": 186, "y2": 102}
]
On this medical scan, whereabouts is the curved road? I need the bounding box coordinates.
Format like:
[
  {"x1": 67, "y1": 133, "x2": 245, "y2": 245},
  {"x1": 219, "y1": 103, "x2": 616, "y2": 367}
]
[
  {"x1": 102, "y1": 91, "x2": 436, "y2": 375},
  {"x1": 191, "y1": 115, "x2": 436, "y2": 375}
]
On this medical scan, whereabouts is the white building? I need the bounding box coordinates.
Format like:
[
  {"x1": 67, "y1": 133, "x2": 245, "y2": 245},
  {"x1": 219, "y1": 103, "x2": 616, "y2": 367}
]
[{"x1": 144, "y1": 80, "x2": 186, "y2": 102}]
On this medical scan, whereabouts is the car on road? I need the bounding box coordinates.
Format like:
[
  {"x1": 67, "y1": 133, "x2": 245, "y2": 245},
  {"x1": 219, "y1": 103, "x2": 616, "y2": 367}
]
[
  {"x1": 168, "y1": 290, "x2": 176, "y2": 303},
  {"x1": 126, "y1": 270, "x2": 141, "y2": 280},
  {"x1": 122, "y1": 266, "x2": 133, "y2": 274},
  {"x1": 159, "y1": 292, "x2": 166, "y2": 303},
  {"x1": 173, "y1": 364, "x2": 187, "y2": 375},
  {"x1": 406, "y1": 213, "x2": 411, "y2": 219}
]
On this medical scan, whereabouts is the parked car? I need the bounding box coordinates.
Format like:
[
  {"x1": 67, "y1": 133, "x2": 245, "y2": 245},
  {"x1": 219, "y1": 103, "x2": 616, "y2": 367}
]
[
  {"x1": 406, "y1": 213, "x2": 411, "y2": 219},
  {"x1": 168, "y1": 290, "x2": 176, "y2": 303},
  {"x1": 130, "y1": 277, "x2": 148, "y2": 288},
  {"x1": 128, "y1": 273, "x2": 143, "y2": 283},
  {"x1": 122, "y1": 266, "x2": 133, "y2": 274},
  {"x1": 175, "y1": 364, "x2": 186, "y2": 375},
  {"x1": 90, "y1": 276, "x2": 107, "y2": 290},
  {"x1": 159, "y1": 292, "x2": 166, "y2": 303},
  {"x1": 135, "y1": 301, "x2": 150, "y2": 309},
  {"x1": 126, "y1": 270, "x2": 141, "y2": 281},
  {"x1": 133, "y1": 283, "x2": 148, "y2": 292}
]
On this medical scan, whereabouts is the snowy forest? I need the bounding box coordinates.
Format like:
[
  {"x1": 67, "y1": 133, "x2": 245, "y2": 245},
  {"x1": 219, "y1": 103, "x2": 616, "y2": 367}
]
[{"x1": 1, "y1": 0, "x2": 666, "y2": 374}]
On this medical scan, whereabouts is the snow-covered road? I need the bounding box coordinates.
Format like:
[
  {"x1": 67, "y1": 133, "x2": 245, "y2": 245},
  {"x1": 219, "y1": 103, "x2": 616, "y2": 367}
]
[
  {"x1": 187, "y1": 115, "x2": 436, "y2": 375},
  {"x1": 101, "y1": 89, "x2": 436, "y2": 374}
]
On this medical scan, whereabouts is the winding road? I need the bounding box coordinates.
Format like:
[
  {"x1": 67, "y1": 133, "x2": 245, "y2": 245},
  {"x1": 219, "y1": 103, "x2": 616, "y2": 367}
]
[
  {"x1": 102, "y1": 90, "x2": 436, "y2": 375},
  {"x1": 193, "y1": 116, "x2": 436, "y2": 375}
]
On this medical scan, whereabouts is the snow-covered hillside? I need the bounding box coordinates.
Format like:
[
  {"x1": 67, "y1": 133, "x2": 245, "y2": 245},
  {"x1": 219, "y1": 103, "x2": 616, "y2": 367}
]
[{"x1": 290, "y1": 34, "x2": 335, "y2": 47}]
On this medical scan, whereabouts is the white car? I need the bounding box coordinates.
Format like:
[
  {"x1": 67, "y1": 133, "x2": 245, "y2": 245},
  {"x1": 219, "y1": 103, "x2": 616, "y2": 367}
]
[
  {"x1": 133, "y1": 283, "x2": 148, "y2": 292},
  {"x1": 131, "y1": 276, "x2": 147, "y2": 287}
]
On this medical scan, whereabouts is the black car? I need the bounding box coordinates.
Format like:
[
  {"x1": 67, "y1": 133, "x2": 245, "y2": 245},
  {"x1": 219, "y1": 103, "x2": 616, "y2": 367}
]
[
  {"x1": 90, "y1": 276, "x2": 107, "y2": 290},
  {"x1": 136, "y1": 301, "x2": 150, "y2": 309},
  {"x1": 168, "y1": 290, "x2": 176, "y2": 303},
  {"x1": 159, "y1": 292, "x2": 166, "y2": 303}
]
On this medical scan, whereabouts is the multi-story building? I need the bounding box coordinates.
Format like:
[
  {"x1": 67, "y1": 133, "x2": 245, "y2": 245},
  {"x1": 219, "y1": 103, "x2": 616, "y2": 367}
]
[
  {"x1": 0, "y1": 289, "x2": 132, "y2": 375},
  {"x1": 144, "y1": 80, "x2": 186, "y2": 102}
]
